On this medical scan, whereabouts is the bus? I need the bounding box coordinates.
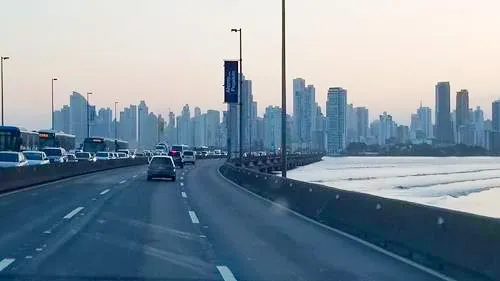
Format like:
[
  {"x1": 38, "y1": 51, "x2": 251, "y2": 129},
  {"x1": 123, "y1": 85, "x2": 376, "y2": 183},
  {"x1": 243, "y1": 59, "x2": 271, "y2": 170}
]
[
  {"x1": 82, "y1": 137, "x2": 129, "y2": 154},
  {"x1": 38, "y1": 130, "x2": 76, "y2": 151},
  {"x1": 0, "y1": 126, "x2": 39, "y2": 152}
]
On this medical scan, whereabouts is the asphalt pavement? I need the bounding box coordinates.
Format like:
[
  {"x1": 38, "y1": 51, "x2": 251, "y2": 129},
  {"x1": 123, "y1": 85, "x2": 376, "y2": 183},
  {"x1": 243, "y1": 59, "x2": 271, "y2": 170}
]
[{"x1": 0, "y1": 159, "x2": 453, "y2": 281}]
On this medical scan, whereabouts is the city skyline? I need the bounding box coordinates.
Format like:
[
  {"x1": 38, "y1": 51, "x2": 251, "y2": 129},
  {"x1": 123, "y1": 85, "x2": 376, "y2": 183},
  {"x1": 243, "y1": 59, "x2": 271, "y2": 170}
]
[{"x1": 2, "y1": 0, "x2": 500, "y2": 129}]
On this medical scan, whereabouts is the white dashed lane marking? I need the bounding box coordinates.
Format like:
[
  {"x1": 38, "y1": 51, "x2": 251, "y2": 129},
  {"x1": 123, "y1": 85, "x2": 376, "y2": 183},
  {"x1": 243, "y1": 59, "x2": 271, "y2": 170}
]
[
  {"x1": 180, "y1": 182, "x2": 184, "y2": 187},
  {"x1": 63, "y1": 207, "x2": 84, "y2": 219},
  {"x1": 119, "y1": 180, "x2": 127, "y2": 184},
  {"x1": 0, "y1": 258, "x2": 15, "y2": 272},
  {"x1": 181, "y1": 192, "x2": 187, "y2": 198},
  {"x1": 216, "y1": 265, "x2": 238, "y2": 281},
  {"x1": 99, "y1": 189, "x2": 110, "y2": 195},
  {"x1": 188, "y1": 211, "x2": 200, "y2": 224}
]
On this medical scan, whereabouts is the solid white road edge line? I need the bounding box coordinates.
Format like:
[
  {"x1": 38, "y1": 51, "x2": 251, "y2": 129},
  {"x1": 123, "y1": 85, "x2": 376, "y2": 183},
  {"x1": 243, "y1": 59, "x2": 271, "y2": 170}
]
[
  {"x1": 0, "y1": 258, "x2": 15, "y2": 272},
  {"x1": 63, "y1": 207, "x2": 84, "y2": 219},
  {"x1": 216, "y1": 168, "x2": 456, "y2": 281},
  {"x1": 99, "y1": 189, "x2": 110, "y2": 195},
  {"x1": 181, "y1": 192, "x2": 187, "y2": 198},
  {"x1": 188, "y1": 211, "x2": 200, "y2": 224},
  {"x1": 216, "y1": 265, "x2": 238, "y2": 281}
]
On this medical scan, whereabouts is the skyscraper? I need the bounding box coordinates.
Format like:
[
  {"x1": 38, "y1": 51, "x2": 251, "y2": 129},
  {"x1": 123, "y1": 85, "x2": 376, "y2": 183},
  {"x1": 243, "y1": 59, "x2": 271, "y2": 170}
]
[
  {"x1": 180, "y1": 104, "x2": 191, "y2": 145},
  {"x1": 206, "y1": 110, "x2": 220, "y2": 147},
  {"x1": 118, "y1": 105, "x2": 137, "y2": 147},
  {"x1": 292, "y1": 78, "x2": 315, "y2": 149},
  {"x1": 456, "y1": 89, "x2": 470, "y2": 138},
  {"x1": 473, "y1": 106, "x2": 485, "y2": 147},
  {"x1": 435, "y1": 82, "x2": 453, "y2": 143},
  {"x1": 346, "y1": 104, "x2": 357, "y2": 144},
  {"x1": 326, "y1": 87, "x2": 347, "y2": 155},
  {"x1": 94, "y1": 107, "x2": 112, "y2": 138},
  {"x1": 293, "y1": 78, "x2": 306, "y2": 145},
  {"x1": 166, "y1": 111, "x2": 176, "y2": 144},
  {"x1": 138, "y1": 101, "x2": 149, "y2": 149},
  {"x1": 417, "y1": 106, "x2": 433, "y2": 139},
  {"x1": 54, "y1": 105, "x2": 70, "y2": 134},
  {"x1": 263, "y1": 106, "x2": 282, "y2": 151},
  {"x1": 69, "y1": 91, "x2": 87, "y2": 145},
  {"x1": 378, "y1": 112, "x2": 394, "y2": 145},
  {"x1": 192, "y1": 112, "x2": 206, "y2": 146},
  {"x1": 355, "y1": 107, "x2": 369, "y2": 143},
  {"x1": 492, "y1": 100, "x2": 500, "y2": 132},
  {"x1": 240, "y1": 76, "x2": 253, "y2": 152}
]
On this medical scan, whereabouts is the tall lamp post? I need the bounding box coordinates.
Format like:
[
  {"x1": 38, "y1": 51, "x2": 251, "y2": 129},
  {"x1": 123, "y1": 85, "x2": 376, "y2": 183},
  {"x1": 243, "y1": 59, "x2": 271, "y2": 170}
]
[
  {"x1": 114, "y1": 101, "x2": 119, "y2": 139},
  {"x1": 1, "y1": 56, "x2": 10, "y2": 126},
  {"x1": 281, "y1": 0, "x2": 287, "y2": 177},
  {"x1": 231, "y1": 28, "x2": 243, "y2": 166},
  {"x1": 86, "y1": 92, "x2": 93, "y2": 138},
  {"x1": 51, "y1": 77, "x2": 58, "y2": 130}
]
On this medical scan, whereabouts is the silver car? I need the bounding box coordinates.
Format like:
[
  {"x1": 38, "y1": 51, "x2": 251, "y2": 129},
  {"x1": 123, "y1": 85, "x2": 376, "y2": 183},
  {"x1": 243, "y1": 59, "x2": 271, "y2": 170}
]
[
  {"x1": 22, "y1": 151, "x2": 50, "y2": 165},
  {"x1": 147, "y1": 156, "x2": 176, "y2": 181},
  {"x1": 41, "y1": 147, "x2": 67, "y2": 163},
  {"x1": 0, "y1": 151, "x2": 28, "y2": 168}
]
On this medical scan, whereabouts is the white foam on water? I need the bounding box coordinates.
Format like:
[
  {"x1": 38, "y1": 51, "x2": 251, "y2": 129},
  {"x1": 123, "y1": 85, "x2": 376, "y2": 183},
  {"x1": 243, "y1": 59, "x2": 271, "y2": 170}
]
[{"x1": 288, "y1": 157, "x2": 500, "y2": 218}]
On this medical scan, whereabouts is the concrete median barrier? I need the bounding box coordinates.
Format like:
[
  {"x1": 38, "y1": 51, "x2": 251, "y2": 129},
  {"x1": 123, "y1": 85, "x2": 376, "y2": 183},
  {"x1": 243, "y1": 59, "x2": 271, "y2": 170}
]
[
  {"x1": 0, "y1": 158, "x2": 148, "y2": 194},
  {"x1": 220, "y1": 163, "x2": 500, "y2": 281}
]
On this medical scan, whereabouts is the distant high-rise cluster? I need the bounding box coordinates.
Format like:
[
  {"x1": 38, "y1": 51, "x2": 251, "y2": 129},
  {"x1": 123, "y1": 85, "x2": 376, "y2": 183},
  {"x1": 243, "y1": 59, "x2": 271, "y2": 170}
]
[{"x1": 52, "y1": 77, "x2": 500, "y2": 154}]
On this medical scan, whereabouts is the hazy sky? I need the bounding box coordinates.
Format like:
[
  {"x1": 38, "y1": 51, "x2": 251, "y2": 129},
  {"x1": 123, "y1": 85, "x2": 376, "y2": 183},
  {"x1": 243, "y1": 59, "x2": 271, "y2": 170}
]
[{"x1": 2, "y1": 0, "x2": 500, "y2": 129}]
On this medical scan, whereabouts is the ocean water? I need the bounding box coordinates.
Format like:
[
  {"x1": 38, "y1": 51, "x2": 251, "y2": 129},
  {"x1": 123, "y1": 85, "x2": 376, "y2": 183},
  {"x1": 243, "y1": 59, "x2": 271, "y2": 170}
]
[{"x1": 287, "y1": 156, "x2": 500, "y2": 218}]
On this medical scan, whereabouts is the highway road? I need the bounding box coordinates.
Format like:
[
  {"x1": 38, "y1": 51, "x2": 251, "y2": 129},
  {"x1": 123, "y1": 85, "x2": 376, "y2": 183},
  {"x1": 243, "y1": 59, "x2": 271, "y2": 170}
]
[{"x1": 0, "y1": 159, "x2": 452, "y2": 281}]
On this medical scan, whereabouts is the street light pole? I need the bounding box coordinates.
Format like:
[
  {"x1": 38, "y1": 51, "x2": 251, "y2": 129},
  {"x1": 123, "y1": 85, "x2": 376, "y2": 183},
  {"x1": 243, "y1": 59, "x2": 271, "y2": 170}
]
[
  {"x1": 281, "y1": 0, "x2": 288, "y2": 177},
  {"x1": 231, "y1": 28, "x2": 243, "y2": 165},
  {"x1": 114, "y1": 101, "x2": 119, "y2": 139},
  {"x1": 51, "y1": 78, "x2": 58, "y2": 130},
  {"x1": 86, "y1": 92, "x2": 92, "y2": 138},
  {"x1": 1, "y1": 56, "x2": 10, "y2": 126}
]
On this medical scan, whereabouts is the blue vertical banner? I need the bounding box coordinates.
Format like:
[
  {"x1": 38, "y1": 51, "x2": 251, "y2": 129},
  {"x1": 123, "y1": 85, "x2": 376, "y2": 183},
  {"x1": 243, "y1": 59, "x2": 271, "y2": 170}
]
[{"x1": 224, "y1": 60, "x2": 239, "y2": 103}]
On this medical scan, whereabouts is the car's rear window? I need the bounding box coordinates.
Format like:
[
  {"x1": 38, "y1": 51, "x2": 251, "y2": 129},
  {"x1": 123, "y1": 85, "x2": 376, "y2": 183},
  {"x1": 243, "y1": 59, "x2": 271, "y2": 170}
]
[
  {"x1": 96, "y1": 152, "x2": 108, "y2": 157},
  {"x1": 76, "y1": 152, "x2": 89, "y2": 158},
  {"x1": 150, "y1": 157, "x2": 173, "y2": 166},
  {"x1": 67, "y1": 155, "x2": 76, "y2": 160},
  {"x1": 169, "y1": 151, "x2": 180, "y2": 157},
  {"x1": 0, "y1": 153, "x2": 18, "y2": 162},
  {"x1": 184, "y1": 151, "x2": 194, "y2": 156},
  {"x1": 43, "y1": 148, "x2": 62, "y2": 156},
  {"x1": 23, "y1": 152, "x2": 42, "y2": 160},
  {"x1": 171, "y1": 146, "x2": 183, "y2": 152}
]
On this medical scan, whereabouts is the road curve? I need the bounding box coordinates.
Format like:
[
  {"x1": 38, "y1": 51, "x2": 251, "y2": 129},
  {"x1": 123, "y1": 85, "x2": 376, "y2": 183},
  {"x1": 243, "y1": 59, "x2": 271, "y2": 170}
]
[{"x1": 0, "y1": 159, "x2": 449, "y2": 281}]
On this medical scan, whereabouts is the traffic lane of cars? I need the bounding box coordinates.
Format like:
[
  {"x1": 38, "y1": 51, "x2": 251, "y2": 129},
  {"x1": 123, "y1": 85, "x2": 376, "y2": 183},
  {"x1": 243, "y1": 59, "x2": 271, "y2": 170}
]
[
  {"x1": 0, "y1": 160, "x2": 222, "y2": 280},
  {"x1": 0, "y1": 165, "x2": 149, "y2": 275}
]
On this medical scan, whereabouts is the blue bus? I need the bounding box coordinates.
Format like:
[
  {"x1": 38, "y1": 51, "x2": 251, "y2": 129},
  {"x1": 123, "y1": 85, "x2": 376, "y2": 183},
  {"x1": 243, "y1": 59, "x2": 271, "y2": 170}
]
[
  {"x1": 0, "y1": 126, "x2": 39, "y2": 152},
  {"x1": 82, "y1": 137, "x2": 129, "y2": 154},
  {"x1": 38, "y1": 130, "x2": 76, "y2": 151}
]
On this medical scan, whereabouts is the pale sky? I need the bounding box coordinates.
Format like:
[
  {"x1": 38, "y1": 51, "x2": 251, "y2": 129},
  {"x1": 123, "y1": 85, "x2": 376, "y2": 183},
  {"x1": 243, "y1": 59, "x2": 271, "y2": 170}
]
[{"x1": 2, "y1": 0, "x2": 500, "y2": 129}]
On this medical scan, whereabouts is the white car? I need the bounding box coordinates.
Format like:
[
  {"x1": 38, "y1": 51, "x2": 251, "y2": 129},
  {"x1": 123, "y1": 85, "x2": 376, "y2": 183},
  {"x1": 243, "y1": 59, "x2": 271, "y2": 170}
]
[
  {"x1": 183, "y1": 150, "x2": 196, "y2": 165},
  {"x1": 22, "y1": 151, "x2": 50, "y2": 166},
  {"x1": 95, "y1": 151, "x2": 112, "y2": 160},
  {"x1": 41, "y1": 147, "x2": 67, "y2": 163},
  {"x1": 0, "y1": 151, "x2": 28, "y2": 168},
  {"x1": 75, "y1": 152, "x2": 95, "y2": 162}
]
